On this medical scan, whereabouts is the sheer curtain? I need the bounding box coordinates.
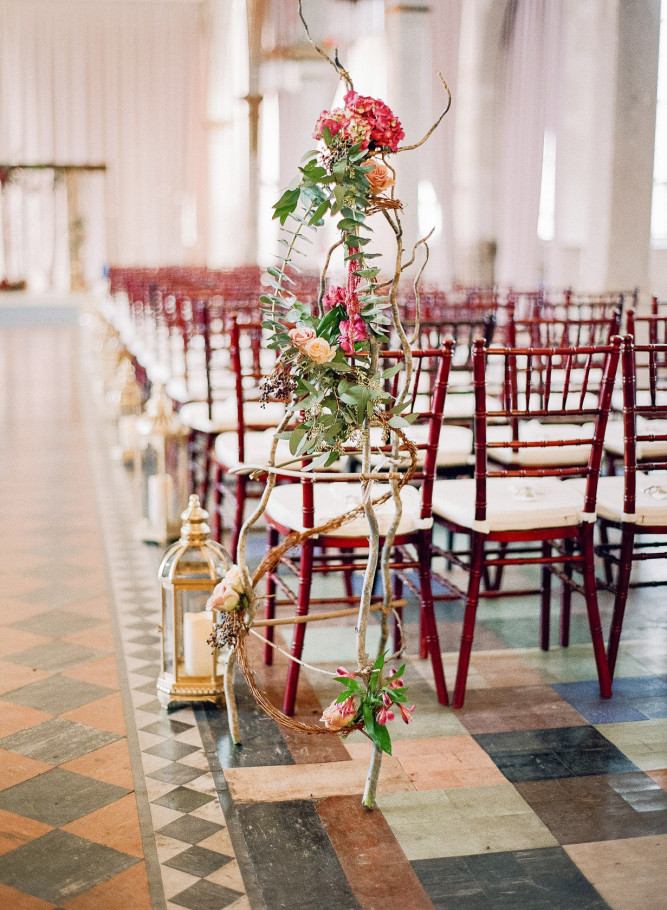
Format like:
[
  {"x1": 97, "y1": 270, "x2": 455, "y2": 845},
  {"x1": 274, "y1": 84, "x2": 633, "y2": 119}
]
[
  {"x1": 0, "y1": 0, "x2": 208, "y2": 289},
  {"x1": 495, "y1": 0, "x2": 562, "y2": 289}
]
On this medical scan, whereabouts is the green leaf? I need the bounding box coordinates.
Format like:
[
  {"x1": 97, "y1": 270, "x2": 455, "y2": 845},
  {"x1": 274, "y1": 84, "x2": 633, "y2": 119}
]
[
  {"x1": 334, "y1": 676, "x2": 363, "y2": 691},
  {"x1": 375, "y1": 722, "x2": 392, "y2": 755},
  {"x1": 388, "y1": 415, "x2": 409, "y2": 428},
  {"x1": 288, "y1": 425, "x2": 307, "y2": 457},
  {"x1": 382, "y1": 363, "x2": 403, "y2": 379}
]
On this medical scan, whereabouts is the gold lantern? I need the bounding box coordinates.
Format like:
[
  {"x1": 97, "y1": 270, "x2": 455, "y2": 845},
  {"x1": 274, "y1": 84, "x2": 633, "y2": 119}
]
[
  {"x1": 135, "y1": 381, "x2": 190, "y2": 544},
  {"x1": 110, "y1": 358, "x2": 144, "y2": 466},
  {"x1": 157, "y1": 495, "x2": 230, "y2": 707}
]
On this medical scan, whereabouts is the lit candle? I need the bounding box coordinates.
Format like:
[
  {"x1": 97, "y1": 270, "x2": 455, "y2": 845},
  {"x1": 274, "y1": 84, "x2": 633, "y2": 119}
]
[
  {"x1": 183, "y1": 610, "x2": 214, "y2": 677},
  {"x1": 148, "y1": 473, "x2": 174, "y2": 527}
]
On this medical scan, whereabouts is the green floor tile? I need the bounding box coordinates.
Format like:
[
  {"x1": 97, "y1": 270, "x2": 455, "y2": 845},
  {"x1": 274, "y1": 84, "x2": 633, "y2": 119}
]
[{"x1": 595, "y1": 719, "x2": 667, "y2": 770}]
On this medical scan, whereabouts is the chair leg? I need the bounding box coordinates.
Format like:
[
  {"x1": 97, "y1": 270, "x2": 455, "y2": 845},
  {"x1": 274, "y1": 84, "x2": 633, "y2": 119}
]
[
  {"x1": 392, "y1": 572, "x2": 404, "y2": 654},
  {"x1": 340, "y1": 547, "x2": 355, "y2": 598},
  {"x1": 452, "y1": 532, "x2": 485, "y2": 708},
  {"x1": 540, "y1": 540, "x2": 552, "y2": 650},
  {"x1": 417, "y1": 532, "x2": 448, "y2": 705},
  {"x1": 598, "y1": 519, "x2": 615, "y2": 587},
  {"x1": 579, "y1": 522, "x2": 613, "y2": 698},
  {"x1": 263, "y1": 526, "x2": 279, "y2": 665},
  {"x1": 210, "y1": 462, "x2": 223, "y2": 543},
  {"x1": 560, "y1": 537, "x2": 574, "y2": 647},
  {"x1": 283, "y1": 538, "x2": 315, "y2": 716},
  {"x1": 607, "y1": 524, "x2": 635, "y2": 678}
]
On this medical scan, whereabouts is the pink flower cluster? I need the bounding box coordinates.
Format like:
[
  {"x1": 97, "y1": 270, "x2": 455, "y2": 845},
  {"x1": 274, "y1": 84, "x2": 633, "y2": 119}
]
[
  {"x1": 339, "y1": 315, "x2": 368, "y2": 353},
  {"x1": 323, "y1": 284, "x2": 360, "y2": 317},
  {"x1": 314, "y1": 91, "x2": 405, "y2": 153}
]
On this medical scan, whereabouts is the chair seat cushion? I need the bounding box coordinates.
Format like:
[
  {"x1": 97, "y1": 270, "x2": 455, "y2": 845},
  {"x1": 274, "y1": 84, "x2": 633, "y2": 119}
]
[
  {"x1": 604, "y1": 417, "x2": 667, "y2": 459},
  {"x1": 431, "y1": 476, "x2": 586, "y2": 533},
  {"x1": 214, "y1": 428, "x2": 292, "y2": 470},
  {"x1": 369, "y1": 423, "x2": 473, "y2": 468},
  {"x1": 265, "y1": 482, "x2": 429, "y2": 538},
  {"x1": 487, "y1": 421, "x2": 593, "y2": 467},
  {"x1": 567, "y1": 474, "x2": 667, "y2": 526},
  {"x1": 178, "y1": 399, "x2": 286, "y2": 433}
]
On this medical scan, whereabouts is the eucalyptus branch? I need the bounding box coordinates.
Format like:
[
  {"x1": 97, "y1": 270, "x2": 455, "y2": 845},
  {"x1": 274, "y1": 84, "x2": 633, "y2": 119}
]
[
  {"x1": 298, "y1": 0, "x2": 353, "y2": 92},
  {"x1": 396, "y1": 73, "x2": 452, "y2": 153}
]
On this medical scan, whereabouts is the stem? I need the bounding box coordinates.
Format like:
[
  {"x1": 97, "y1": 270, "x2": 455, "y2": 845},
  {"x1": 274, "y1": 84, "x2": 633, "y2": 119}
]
[
  {"x1": 357, "y1": 424, "x2": 379, "y2": 672},
  {"x1": 362, "y1": 743, "x2": 383, "y2": 809},
  {"x1": 318, "y1": 237, "x2": 344, "y2": 316},
  {"x1": 223, "y1": 647, "x2": 241, "y2": 744}
]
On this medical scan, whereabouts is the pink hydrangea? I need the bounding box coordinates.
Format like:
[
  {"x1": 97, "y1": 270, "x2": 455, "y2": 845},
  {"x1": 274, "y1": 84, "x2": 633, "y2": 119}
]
[
  {"x1": 339, "y1": 314, "x2": 368, "y2": 353},
  {"x1": 314, "y1": 92, "x2": 404, "y2": 154}
]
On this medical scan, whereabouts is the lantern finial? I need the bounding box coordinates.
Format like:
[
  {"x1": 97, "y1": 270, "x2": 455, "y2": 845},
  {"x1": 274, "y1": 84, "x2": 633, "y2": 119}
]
[{"x1": 179, "y1": 494, "x2": 211, "y2": 544}]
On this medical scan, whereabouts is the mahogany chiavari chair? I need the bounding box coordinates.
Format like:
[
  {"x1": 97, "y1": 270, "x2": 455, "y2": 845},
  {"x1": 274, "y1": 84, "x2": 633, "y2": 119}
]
[
  {"x1": 260, "y1": 340, "x2": 455, "y2": 716},
  {"x1": 429, "y1": 336, "x2": 622, "y2": 708}
]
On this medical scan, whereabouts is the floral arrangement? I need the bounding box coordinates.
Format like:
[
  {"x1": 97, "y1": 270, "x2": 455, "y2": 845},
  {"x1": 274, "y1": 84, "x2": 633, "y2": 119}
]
[
  {"x1": 216, "y1": 0, "x2": 451, "y2": 810},
  {"x1": 320, "y1": 653, "x2": 414, "y2": 755},
  {"x1": 260, "y1": 89, "x2": 416, "y2": 466}
]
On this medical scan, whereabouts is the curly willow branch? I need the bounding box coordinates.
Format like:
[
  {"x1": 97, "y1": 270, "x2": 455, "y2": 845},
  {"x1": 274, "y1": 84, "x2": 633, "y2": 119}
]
[
  {"x1": 396, "y1": 73, "x2": 452, "y2": 153},
  {"x1": 298, "y1": 0, "x2": 353, "y2": 92}
]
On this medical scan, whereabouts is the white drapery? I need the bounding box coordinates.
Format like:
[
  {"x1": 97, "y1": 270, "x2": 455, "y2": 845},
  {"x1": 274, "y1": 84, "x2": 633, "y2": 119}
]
[{"x1": 0, "y1": 0, "x2": 208, "y2": 289}]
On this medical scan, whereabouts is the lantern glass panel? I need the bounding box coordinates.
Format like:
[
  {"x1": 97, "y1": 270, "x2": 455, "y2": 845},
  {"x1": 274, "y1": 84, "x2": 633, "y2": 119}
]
[{"x1": 162, "y1": 585, "x2": 175, "y2": 675}]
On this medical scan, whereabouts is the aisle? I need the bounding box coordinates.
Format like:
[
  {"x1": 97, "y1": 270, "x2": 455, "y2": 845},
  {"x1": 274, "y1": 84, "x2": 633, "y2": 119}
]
[{"x1": 0, "y1": 306, "x2": 248, "y2": 909}]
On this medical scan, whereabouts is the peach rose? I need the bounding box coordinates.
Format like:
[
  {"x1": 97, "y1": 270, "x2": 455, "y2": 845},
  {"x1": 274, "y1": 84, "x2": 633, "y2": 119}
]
[
  {"x1": 288, "y1": 326, "x2": 316, "y2": 349},
  {"x1": 207, "y1": 577, "x2": 241, "y2": 612},
  {"x1": 303, "y1": 336, "x2": 337, "y2": 364},
  {"x1": 320, "y1": 697, "x2": 357, "y2": 730},
  {"x1": 366, "y1": 159, "x2": 395, "y2": 194}
]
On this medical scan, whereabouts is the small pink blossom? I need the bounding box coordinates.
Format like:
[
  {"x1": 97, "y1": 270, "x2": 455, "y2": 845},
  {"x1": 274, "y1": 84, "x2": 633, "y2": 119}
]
[
  {"x1": 382, "y1": 691, "x2": 392, "y2": 708},
  {"x1": 388, "y1": 671, "x2": 404, "y2": 690},
  {"x1": 398, "y1": 703, "x2": 415, "y2": 724},
  {"x1": 336, "y1": 666, "x2": 356, "y2": 679},
  {"x1": 377, "y1": 706, "x2": 395, "y2": 726}
]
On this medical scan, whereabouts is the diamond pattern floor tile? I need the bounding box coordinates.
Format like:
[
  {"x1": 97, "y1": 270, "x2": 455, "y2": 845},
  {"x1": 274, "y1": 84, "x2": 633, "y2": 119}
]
[
  {"x1": 0, "y1": 674, "x2": 115, "y2": 715},
  {"x1": 0, "y1": 768, "x2": 130, "y2": 827},
  {"x1": 0, "y1": 829, "x2": 138, "y2": 904},
  {"x1": 0, "y1": 717, "x2": 120, "y2": 765}
]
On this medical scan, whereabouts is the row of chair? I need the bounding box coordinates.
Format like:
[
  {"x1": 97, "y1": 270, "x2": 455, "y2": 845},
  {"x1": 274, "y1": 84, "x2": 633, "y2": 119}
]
[{"x1": 100, "y1": 267, "x2": 662, "y2": 716}]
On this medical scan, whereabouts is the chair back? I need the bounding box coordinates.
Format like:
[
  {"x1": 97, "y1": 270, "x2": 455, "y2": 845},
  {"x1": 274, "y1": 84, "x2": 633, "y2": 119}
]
[
  {"x1": 293, "y1": 339, "x2": 455, "y2": 532},
  {"x1": 619, "y1": 336, "x2": 667, "y2": 516},
  {"x1": 472, "y1": 337, "x2": 622, "y2": 523}
]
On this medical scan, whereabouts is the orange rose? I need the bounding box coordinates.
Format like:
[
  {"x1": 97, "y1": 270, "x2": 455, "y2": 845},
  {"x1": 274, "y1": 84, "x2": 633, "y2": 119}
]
[
  {"x1": 288, "y1": 326, "x2": 317, "y2": 348},
  {"x1": 303, "y1": 337, "x2": 337, "y2": 364},
  {"x1": 366, "y1": 159, "x2": 395, "y2": 194}
]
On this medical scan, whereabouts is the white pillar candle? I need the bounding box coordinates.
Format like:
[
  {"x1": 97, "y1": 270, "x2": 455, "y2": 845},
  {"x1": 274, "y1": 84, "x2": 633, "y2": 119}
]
[
  {"x1": 147, "y1": 473, "x2": 174, "y2": 527},
  {"x1": 183, "y1": 610, "x2": 214, "y2": 677},
  {"x1": 118, "y1": 414, "x2": 138, "y2": 451}
]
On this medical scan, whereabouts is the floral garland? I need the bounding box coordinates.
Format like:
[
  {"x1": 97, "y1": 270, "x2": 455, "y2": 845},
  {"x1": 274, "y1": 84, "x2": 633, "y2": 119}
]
[{"x1": 260, "y1": 90, "x2": 416, "y2": 467}]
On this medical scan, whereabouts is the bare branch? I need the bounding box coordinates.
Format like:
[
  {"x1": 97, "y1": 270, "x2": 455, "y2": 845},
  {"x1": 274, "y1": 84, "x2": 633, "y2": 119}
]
[
  {"x1": 396, "y1": 73, "x2": 452, "y2": 153},
  {"x1": 298, "y1": 0, "x2": 353, "y2": 92}
]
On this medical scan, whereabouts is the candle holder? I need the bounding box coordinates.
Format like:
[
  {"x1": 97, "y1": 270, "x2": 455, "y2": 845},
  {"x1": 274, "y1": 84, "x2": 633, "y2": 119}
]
[
  {"x1": 135, "y1": 381, "x2": 190, "y2": 544},
  {"x1": 110, "y1": 358, "x2": 144, "y2": 466},
  {"x1": 157, "y1": 494, "x2": 231, "y2": 708}
]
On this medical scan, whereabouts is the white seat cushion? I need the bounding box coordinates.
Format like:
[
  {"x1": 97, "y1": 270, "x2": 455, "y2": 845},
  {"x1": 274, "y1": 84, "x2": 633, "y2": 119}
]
[
  {"x1": 265, "y1": 481, "x2": 429, "y2": 538},
  {"x1": 178, "y1": 398, "x2": 286, "y2": 433},
  {"x1": 487, "y1": 421, "x2": 593, "y2": 467},
  {"x1": 369, "y1": 423, "x2": 473, "y2": 468},
  {"x1": 568, "y1": 473, "x2": 667, "y2": 526},
  {"x1": 432, "y1": 476, "x2": 587, "y2": 533},
  {"x1": 443, "y1": 393, "x2": 503, "y2": 420},
  {"x1": 604, "y1": 417, "x2": 667, "y2": 459},
  {"x1": 215, "y1": 427, "x2": 292, "y2": 470}
]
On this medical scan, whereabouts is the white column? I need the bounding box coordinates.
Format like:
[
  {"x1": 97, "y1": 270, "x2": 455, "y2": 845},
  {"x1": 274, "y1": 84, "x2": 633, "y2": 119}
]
[
  {"x1": 385, "y1": 1, "x2": 434, "y2": 275},
  {"x1": 606, "y1": 0, "x2": 660, "y2": 294}
]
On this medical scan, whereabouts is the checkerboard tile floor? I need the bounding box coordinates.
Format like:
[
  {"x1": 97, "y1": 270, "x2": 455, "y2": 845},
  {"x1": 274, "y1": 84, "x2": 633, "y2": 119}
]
[{"x1": 1, "y1": 304, "x2": 666, "y2": 910}]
